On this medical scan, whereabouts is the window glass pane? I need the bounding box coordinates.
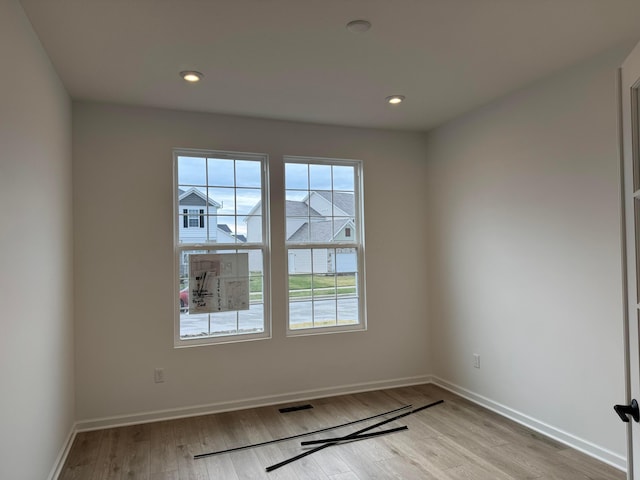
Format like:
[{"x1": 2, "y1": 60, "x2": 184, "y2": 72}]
[
  {"x1": 335, "y1": 248, "x2": 357, "y2": 273},
  {"x1": 244, "y1": 215, "x2": 262, "y2": 242},
  {"x1": 308, "y1": 191, "x2": 333, "y2": 217},
  {"x1": 337, "y1": 297, "x2": 358, "y2": 325},
  {"x1": 287, "y1": 221, "x2": 309, "y2": 242},
  {"x1": 210, "y1": 311, "x2": 238, "y2": 335},
  {"x1": 209, "y1": 187, "x2": 235, "y2": 215},
  {"x1": 286, "y1": 191, "x2": 310, "y2": 218},
  {"x1": 312, "y1": 273, "x2": 336, "y2": 299},
  {"x1": 309, "y1": 220, "x2": 333, "y2": 243},
  {"x1": 212, "y1": 215, "x2": 238, "y2": 242},
  {"x1": 337, "y1": 272, "x2": 357, "y2": 296},
  {"x1": 236, "y1": 160, "x2": 262, "y2": 188},
  {"x1": 313, "y1": 299, "x2": 337, "y2": 327},
  {"x1": 312, "y1": 248, "x2": 331, "y2": 275},
  {"x1": 332, "y1": 165, "x2": 355, "y2": 191},
  {"x1": 288, "y1": 249, "x2": 312, "y2": 276},
  {"x1": 332, "y1": 193, "x2": 355, "y2": 217},
  {"x1": 248, "y1": 263, "x2": 264, "y2": 303},
  {"x1": 309, "y1": 164, "x2": 332, "y2": 190},
  {"x1": 179, "y1": 213, "x2": 209, "y2": 243},
  {"x1": 178, "y1": 185, "x2": 205, "y2": 196},
  {"x1": 178, "y1": 186, "x2": 208, "y2": 207},
  {"x1": 289, "y1": 299, "x2": 312, "y2": 329},
  {"x1": 285, "y1": 163, "x2": 308, "y2": 190},
  {"x1": 178, "y1": 156, "x2": 206, "y2": 185},
  {"x1": 333, "y1": 218, "x2": 353, "y2": 241},
  {"x1": 236, "y1": 188, "x2": 262, "y2": 216},
  {"x1": 207, "y1": 158, "x2": 235, "y2": 187},
  {"x1": 238, "y1": 304, "x2": 265, "y2": 333},
  {"x1": 180, "y1": 312, "x2": 209, "y2": 338}
]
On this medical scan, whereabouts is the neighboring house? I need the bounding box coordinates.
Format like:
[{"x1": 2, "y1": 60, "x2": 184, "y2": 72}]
[
  {"x1": 307, "y1": 191, "x2": 354, "y2": 219},
  {"x1": 246, "y1": 191, "x2": 356, "y2": 274},
  {"x1": 178, "y1": 188, "x2": 245, "y2": 275},
  {"x1": 178, "y1": 187, "x2": 221, "y2": 243},
  {"x1": 217, "y1": 223, "x2": 246, "y2": 243}
]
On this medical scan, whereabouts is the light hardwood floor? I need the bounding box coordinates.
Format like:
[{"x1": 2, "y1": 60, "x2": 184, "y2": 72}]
[{"x1": 59, "y1": 384, "x2": 625, "y2": 479}]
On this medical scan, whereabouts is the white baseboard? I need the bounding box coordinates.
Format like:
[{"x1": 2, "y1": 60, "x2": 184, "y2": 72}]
[
  {"x1": 75, "y1": 374, "x2": 432, "y2": 432},
  {"x1": 57, "y1": 374, "x2": 624, "y2": 477},
  {"x1": 431, "y1": 376, "x2": 626, "y2": 472},
  {"x1": 47, "y1": 423, "x2": 77, "y2": 480}
]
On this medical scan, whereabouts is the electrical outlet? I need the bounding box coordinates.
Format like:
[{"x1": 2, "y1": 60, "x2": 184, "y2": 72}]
[
  {"x1": 473, "y1": 354, "x2": 480, "y2": 369},
  {"x1": 154, "y1": 368, "x2": 165, "y2": 383}
]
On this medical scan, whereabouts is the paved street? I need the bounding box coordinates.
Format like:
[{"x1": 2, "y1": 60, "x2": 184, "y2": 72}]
[{"x1": 180, "y1": 296, "x2": 358, "y2": 337}]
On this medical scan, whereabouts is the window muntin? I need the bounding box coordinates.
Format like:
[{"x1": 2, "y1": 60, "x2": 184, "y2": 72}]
[
  {"x1": 284, "y1": 157, "x2": 365, "y2": 335},
  {"x1": 174, "y1": 150, "x2": 270, "y2": 346}
]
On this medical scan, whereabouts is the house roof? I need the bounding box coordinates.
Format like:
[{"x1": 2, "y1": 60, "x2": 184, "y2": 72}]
[
  {"x1": 246, "y1": 195, "x2": 352, "y2": 219},
  {"x1": 178, "y1": 187, "x2": 221, "y2": 208},
  {"x1": 288, "y1": 218, "x2": 353, "y2": 243},
  {"x1": 286, "y1": 200, "x2": 323, "y2": 218},
  {"x1": 313, "y1": 191, "x2": 355, "y2": 216},
  {"x1": 216, "y1": 225, "x2": 246, "y2": 243}
]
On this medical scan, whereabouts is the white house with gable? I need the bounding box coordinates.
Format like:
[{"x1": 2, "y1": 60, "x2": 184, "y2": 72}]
[
  {"x1": 178, "y1": 187, "x2": 221, "y2": 243},
  {"x1": 246, "y1": 191, "x2": 356, "y2": 274},
  {"x1": 178, "y1": 188, "x2": 245, "y2": 274}
]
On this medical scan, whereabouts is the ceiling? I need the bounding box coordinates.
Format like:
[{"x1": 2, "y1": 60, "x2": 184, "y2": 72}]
[{"x1": 19, "y1": 0, "x2": 640, "y2": 132}]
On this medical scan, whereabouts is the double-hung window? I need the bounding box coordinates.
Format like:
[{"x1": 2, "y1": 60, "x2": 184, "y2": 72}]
[
  {"x1": 284, "y1": 157, "x2": 366, "y2": 334},
  {"x1": 174, "y1": 149, "x2": 270, "y2": 346},
  {"x1": 185, "y1": 209, "x2": 204, "y2": 228}
]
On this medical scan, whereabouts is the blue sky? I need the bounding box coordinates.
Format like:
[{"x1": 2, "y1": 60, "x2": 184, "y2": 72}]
[{"x1": 178, "y1": 155, "x2": 355, "y2": 236}]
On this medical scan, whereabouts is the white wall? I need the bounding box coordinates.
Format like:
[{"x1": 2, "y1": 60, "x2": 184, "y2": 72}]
[
  {"x1": 0, "y1": 1, "x2": 74, "y2": 479},
  {"x1": 425, "y1": 45, "x2": 631, "y2": 464},
  {"x1": 26, "y1": 15, "x2": 628, "y2": 470},
  {"x1": 72, "y1": 102, "x2": 431, "y2": 422}
]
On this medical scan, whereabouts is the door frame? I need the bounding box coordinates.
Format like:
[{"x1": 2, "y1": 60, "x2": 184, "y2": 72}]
[{"x1": 620, "y1": 39, "x2": 640, "y2": 479}]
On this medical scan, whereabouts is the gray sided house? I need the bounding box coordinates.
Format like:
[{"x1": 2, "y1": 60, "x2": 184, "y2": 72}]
[
  {"x1": 178, "y1": 187, "x2": 244, "y2": 274},
  {"x1": 178, "y1": 187, "x2": 221, "y2": 243},
  {"x1": 246, "y1": 191, "x2": 357, "y2": 274}
]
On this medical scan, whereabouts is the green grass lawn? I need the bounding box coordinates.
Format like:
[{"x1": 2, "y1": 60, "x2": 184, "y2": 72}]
[
  {"x1": 183, "y1": 272, "x2": 356, "y2": 302},
  {"x1": 288, "y1": 274, "x2": 356, "y2": 298}
]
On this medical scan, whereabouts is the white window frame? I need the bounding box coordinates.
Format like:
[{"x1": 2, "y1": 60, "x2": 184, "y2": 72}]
[
  {"x1": 284, "y1": 156, "x2": 366, "y2": 336},
  {"x1": 173, "y1": 148, "x2": 271, "y2": 347}
]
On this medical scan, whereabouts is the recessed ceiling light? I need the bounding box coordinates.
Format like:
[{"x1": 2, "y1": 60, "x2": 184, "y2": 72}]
[
  {"x1": 386, "y1": 95, "x2": 405, "y2": 105},
  {"x1": 180, "y1": 71, "x2": 203, "y2": 83},
  {"x1": 346, "y1": 19, "x2": 372, "y2": 33}
]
